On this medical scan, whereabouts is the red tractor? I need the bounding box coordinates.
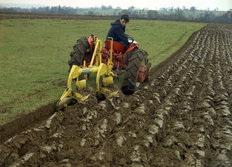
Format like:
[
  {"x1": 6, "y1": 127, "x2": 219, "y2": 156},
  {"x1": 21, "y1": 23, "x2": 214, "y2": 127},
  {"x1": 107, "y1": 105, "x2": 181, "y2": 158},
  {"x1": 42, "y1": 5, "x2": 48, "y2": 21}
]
[{"x1": 68, "y1": 34, "x2": 151, "y2": 95}]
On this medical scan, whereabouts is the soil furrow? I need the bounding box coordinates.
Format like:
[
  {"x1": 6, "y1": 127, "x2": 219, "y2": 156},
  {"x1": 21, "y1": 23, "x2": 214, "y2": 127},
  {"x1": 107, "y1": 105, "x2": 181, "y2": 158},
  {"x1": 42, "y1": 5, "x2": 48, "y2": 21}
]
[{"x1": 1, "y1": 24, "x2": 232, "y2": 167}]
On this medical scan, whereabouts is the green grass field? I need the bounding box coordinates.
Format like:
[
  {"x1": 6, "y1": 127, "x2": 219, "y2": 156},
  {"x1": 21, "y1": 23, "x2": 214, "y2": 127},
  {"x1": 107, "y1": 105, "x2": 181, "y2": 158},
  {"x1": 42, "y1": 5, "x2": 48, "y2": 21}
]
[{"x1": 0, "y1": 18, "x2": 205, "y2": 125}]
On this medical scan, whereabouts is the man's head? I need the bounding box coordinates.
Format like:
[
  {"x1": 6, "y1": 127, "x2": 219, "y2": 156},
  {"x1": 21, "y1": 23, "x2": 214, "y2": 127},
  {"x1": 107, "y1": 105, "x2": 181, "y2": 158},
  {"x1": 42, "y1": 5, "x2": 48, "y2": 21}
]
[{"x1": 120, "y1": 14, "x2": 129, "y2": 27}]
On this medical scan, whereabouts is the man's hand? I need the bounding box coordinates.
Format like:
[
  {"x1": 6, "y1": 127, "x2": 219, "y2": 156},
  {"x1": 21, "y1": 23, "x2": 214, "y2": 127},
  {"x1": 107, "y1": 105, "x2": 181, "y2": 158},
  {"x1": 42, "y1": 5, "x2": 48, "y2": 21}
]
[{"x1": 128, "y1": 37, "x2": 134, "y2": 43}]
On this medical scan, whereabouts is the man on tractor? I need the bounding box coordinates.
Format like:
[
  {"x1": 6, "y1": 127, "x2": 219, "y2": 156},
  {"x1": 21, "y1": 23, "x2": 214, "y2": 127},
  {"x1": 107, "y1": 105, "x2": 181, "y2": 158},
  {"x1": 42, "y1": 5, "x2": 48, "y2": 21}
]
[
  {"x1": 106, "y1": 14, "x2": 130, "y2": 49},
  {"x1": 58, "y1": 14, "x2": 151, "y2": 109}
]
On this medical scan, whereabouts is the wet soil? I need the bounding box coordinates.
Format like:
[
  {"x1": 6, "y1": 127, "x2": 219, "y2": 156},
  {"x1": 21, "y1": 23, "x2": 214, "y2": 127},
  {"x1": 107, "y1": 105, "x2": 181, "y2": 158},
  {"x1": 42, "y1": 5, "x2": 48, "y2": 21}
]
[
  {"x1": 0, "y1": 12, "x2": 117, "y2": 20},
  {"x1": 0, "y1": 24, "x2": 232, "y2": 167}
]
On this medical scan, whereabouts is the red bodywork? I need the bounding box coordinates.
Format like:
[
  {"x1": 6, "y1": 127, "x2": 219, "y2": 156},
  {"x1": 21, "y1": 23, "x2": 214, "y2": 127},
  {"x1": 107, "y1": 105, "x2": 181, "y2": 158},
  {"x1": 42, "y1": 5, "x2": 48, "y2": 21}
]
[
  {"x1": 87, "y1": 34, "x2": 138, "y2": 69},
  {"x1": 85, "y1": 34, "x2": 145, "y2": 81}
]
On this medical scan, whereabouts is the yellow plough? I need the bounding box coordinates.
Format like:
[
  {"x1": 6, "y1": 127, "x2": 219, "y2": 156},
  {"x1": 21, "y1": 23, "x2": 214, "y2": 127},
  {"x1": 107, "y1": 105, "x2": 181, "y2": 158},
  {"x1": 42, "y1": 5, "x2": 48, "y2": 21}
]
[{"x1": 56, "y1": 38, "x2": 118, "y2": 110}]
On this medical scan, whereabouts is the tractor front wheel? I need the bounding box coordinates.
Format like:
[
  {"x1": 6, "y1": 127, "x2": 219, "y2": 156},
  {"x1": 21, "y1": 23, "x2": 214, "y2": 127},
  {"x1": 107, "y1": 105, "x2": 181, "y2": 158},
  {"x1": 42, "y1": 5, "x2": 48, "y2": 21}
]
[{"x1": 121, "y1": 49, "x2": 150, "y2": 95}]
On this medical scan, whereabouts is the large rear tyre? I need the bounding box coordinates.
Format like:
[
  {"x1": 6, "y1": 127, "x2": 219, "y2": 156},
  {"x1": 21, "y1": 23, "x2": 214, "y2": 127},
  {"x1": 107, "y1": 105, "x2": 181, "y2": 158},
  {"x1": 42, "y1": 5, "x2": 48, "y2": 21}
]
[
  {"x1": 121, "y1": 49, "x2": 150, "y2": 95},
  {"x1": 68, "y1": 37, "x2": 90, "y2": 71}
]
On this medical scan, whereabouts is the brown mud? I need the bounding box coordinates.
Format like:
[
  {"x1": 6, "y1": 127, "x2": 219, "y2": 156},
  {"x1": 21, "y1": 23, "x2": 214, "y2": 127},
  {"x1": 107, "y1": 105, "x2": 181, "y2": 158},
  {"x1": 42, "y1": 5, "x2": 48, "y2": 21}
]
[
  {"x1": 0, "y1": 12, "x2": 117, "y2": 20},
  {"x1": 0, "y1": 24, "x2": 232, "y2": 167}
]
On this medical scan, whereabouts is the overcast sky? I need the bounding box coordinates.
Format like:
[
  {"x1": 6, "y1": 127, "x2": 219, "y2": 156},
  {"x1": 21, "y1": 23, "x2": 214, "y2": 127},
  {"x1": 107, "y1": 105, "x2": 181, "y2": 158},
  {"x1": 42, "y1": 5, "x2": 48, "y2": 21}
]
[{"x1": 0, "y1": 0, "x2": 231, "y2": 11}]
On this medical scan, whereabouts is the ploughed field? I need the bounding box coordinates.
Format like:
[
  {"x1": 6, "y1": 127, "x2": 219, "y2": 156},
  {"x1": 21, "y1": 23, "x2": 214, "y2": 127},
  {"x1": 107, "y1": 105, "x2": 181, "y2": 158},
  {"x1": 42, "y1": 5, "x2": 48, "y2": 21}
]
[{"x1": 0, "y1": 24, "x2": 232, "y2": 166}]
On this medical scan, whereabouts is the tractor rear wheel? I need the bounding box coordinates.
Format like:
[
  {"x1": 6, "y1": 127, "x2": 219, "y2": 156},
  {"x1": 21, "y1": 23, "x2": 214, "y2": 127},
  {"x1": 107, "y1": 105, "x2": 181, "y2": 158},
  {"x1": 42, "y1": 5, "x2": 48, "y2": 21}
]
[
  {"x1": 68, "y1": 37, "x2": 90, "y2": 71},
  {"x1": 121, "y1": 49, "x2": 150, "y2": 95}
]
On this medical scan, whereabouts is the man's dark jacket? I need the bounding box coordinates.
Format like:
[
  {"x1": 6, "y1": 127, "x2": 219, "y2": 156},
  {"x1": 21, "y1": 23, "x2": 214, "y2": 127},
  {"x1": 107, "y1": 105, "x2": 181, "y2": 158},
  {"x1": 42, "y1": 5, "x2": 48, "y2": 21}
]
[{"x1": 106, "y1": 19, "x2": 129, "y2": 48}]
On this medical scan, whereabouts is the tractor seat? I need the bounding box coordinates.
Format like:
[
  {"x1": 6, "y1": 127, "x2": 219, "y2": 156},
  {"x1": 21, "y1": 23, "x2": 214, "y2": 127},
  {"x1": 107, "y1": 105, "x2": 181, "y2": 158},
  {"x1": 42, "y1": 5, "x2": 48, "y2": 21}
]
[{"x1": 105, "y1": 40, "x2": 126, "y2": 53}]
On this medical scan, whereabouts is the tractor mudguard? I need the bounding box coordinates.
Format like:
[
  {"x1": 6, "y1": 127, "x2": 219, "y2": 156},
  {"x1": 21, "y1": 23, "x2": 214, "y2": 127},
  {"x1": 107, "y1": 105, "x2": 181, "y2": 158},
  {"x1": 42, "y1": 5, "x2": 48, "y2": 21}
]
[{"x1": 88, "y1": 34, "x2": 98, "y2": 54}]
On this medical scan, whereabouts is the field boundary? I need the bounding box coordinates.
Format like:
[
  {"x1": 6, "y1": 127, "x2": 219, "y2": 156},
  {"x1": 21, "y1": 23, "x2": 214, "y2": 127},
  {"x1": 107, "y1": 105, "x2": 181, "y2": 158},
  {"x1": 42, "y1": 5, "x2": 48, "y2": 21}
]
[
  {"x1": 0, "y1": 11, "x2": 118, "y2": 20},
  {"x1": 151, "y1": 25, "x2": 206, "y2": 77}
]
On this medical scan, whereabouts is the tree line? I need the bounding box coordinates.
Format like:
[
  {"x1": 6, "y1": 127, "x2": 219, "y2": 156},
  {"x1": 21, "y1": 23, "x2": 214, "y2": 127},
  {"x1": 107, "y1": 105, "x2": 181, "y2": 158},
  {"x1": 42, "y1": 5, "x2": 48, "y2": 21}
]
[{"x1": 1, "y1": 5, "x2": 231, "y2": 23}]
